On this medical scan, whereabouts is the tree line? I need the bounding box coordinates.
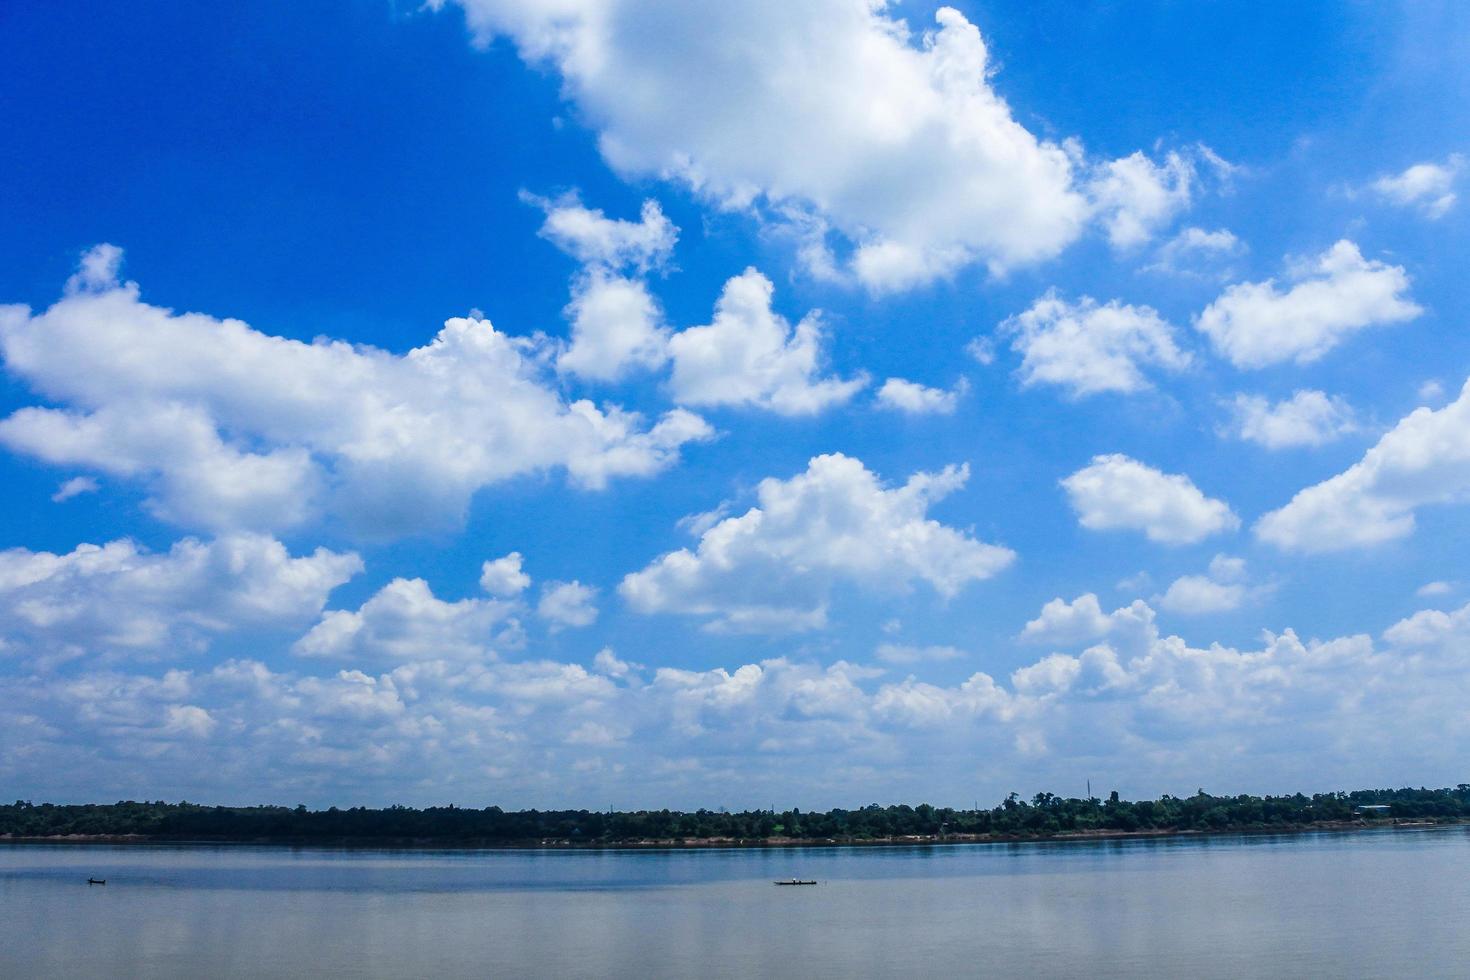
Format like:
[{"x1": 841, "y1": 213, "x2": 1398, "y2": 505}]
[{"x1": 3, "y1": 785, "x2": 1467, "y2": 845}]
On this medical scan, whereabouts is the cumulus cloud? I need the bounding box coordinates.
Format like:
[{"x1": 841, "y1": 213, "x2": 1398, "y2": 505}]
[
  {"x1": 0, "y1": 535, "x2": 360, "y2": 668},
  {"x1": 620, "y1": 453, "x2": 1015, "y2": 632},
  {"x1": 1062, "y1": 454, "x2": 1239, "y2": 545},
  {"x1": 0, "y1": 247, "x2": 712, "y2": 536},
  {"x1": 666, "y1": 268, "x2": 866, "y2": 414},
  {"x1": 1088, "y1": 150, "x2": 1195, "y2": 249},
  {"x1": 480, "y1": 552, "x2": 531, "y2": 598},
  {"x1": 527, "y1": 194, "x2": 677, "y2": 382},
  {"x1": 1368, "y1": 155, "x2": 1463, "y2": 219},
  {"x1": 558, "y1": 272, "x2": 671, "y2": 382},
  {"x1": 1256, "y1": 378, "x2": 1470, "y2": 552},
  {"x1": 1156, "y1": 555, "x2": 1260, "y2": 615},
  {"x1": 592, "y1": 647, "x2": 640, "y2": 679},
  {"x1": 436, "y1": 1, "x2": 1099, "y2": 290},
  {"x1": 1000, "y1": 292, "x2": 1191, "y2": 397},
  {"x1": 1195, "y1": 241, "x2": 1422, "y2": 368},
  {"x1": 294, "y1": 577, "x2": 523, "y2": 666},
  {"x1": 14, "y1": 593, "x2": 1470, "y2": 804},
  {"x1": 1225, "y1": 390, "x2": 1358, "y2": 449},
  {"x1": 1019, "y1": 593, "x2": 1155, "y2": 651},
  {"x1": 1381, "y1": 600, "x2": 1470, "y2": 651},
  {"x1": 875, "y1": 377, "x2": 966, "y2": 415},
  {"x1": 526, "y1": 193, "x2": 677, "y2": 272},
  {"x1": 530, "y1": 192, "x2": 862, "y2": 411},
  {"x1": 537, "y1": 580, "x2": 599, "y2": 630}
]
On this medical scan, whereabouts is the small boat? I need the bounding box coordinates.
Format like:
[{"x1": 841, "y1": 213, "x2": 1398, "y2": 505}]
[
  {"x1": 773, "y1": 879, "x2": 817, "y2": 885},
  {"x1": 87, "y1": 878, "x2": 106, "y2": 885}
]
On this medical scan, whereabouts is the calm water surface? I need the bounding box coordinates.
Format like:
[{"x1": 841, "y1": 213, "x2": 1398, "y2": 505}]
[{"x1": 3, "y1": 827, "x2": 1468, "y2": 977}]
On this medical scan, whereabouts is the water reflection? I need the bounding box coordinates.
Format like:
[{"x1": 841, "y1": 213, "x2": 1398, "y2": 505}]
[{"x1": 3, "y1": 827, "x2": 1468, "y2": 977}]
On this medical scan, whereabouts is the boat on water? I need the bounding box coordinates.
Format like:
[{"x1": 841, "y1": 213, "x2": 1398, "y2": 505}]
[
  {"x1": 87, "y1": 878, "x2": 106, "y2": 885},
  {"x1": 773, "y1": 879, "x2": 817, "y2": 885}
]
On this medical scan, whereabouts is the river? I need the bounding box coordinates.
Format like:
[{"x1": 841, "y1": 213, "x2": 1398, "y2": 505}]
[{"x1": 3, "y1": 826, "x2": 1467, "y2": 977}]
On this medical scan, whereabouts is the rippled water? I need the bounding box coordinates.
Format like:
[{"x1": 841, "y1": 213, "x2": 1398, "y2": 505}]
[{"x1": 3, "y1": 827, "x2": 1468, "y2": 977}]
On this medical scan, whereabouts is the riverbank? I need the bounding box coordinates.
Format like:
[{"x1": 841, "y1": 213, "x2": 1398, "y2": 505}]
[{"x1": 3, "y1": 818, "x2": 1457, "y2": 851}]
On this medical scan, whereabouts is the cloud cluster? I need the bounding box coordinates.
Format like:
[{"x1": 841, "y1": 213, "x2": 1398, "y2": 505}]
[
  {"x1": 527, "y1": 194, "x2": 676, "y2": 382},
  {"x1": 0, "y1": 535, "x2": 360, "y2": 668},
  {"x1": 620, "y1": 453, "x2": 1015, "y2": 632},
  {"x1": 1257, "y1": 378, "x2": 1470, "y2": 551},
  {"x1": 1195, "y1": 241, "x2": 1421, "y2": 368},
  {"x1": 9, "y1": 589, "x2": 1470, "y2": 805},
  {"x1": 293, "y1": 577, "x2": 524, "y2": 666},
  {"x1": 531, "y1": 198, "x2": 867, "y2": 414},
  {"x1": 1061, "y1": 455, "x2": 1239, "y2": 544},
  {"x1": 0, "y1": 247, "x2": 712, "y2": 536},
  {"x1": 439, "y1": 1, "x2": 1118, "y2": 289}
]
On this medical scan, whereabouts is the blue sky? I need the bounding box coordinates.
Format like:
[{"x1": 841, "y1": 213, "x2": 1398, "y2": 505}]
[{"x1": 2, "y1": 0, "x2": 1468, "y2": 808}]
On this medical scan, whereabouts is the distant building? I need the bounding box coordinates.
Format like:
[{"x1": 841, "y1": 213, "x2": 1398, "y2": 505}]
[{"x1": 1353, "y1": 805, "x2": 1392, "y2": 816}]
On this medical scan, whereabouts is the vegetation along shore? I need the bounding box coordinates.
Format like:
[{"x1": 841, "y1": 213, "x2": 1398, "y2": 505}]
[{"x1": 4, "y1": 786, "x2": 1467, "y2": 849}]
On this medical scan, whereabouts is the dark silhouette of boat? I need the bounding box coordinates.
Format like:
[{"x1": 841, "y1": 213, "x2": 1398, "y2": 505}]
[
  {"x1": 87, "y1": 878, "x2": 106, "y2": 885},
  {"x1": 773, "y1": 879, "x2": 817, "y2": 885}
]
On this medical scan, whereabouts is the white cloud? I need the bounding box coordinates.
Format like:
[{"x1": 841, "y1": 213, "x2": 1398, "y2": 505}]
[
  {"x1": 526, "y1": 193, "x2": 677, "y2": 272},
  {"x1": 1226, "y1": 390, "x2": 1358, "y2": 449},
  {"x1": 1369, "y1": 155, "x2": 1463, "y2": 219},
  {"x1": 479, "y1": 552, "x2": 531, "y2": 598},
  {"x1": 1088, "y1": 150, "x2": 1194, "y2": 249},
  {"x1": 51, "y1": 476, "x2": 99, "y2": 503},
  {"x1": 11, "y1": 594, "x2": 1470, "y2": 805},
  {"x1": 161, "y1": 704, "x2": 217, "y2": 739},
  {"x1": 294, "y1": 577, "x2": 522, "y2": 665},
  {"x1": 875, "y1": 377, "x2": 966, "y2": 415},
  {"x1": 558, "y1": 272, "x2": 671, "y2": 381},
  {"x1": 1062, "y1": 454, "x2": 1239, "y2": 545},
  {"x1": 1144, "y1": 226, "x2": 1246, "y2": 279},
  {"x1": 1416, "y1": 581, "x2": 1454, "y2": 598},
  {"x1": 591, "y1": 647, "x2": 640, "y2": 679},
  {"x1": 1195, "y1": 241, "x2": 1421, "y2": 368},
  {"x1": 620, "y1": 453, "x2": 1015, "y2": 632},
  {"x1": 437, "y1": 2, "x2": 1094, "y2": 290},
  {"x1": 0, "y1": 247, "x2": 712, "y2": 536},
  {"x1": 1001, "y1": 292, "x2": 1190, "y2": 397},
  {"x1": 874, "y1": 643, "x2": 964, "y2": 665},
  {"x1": 1157, "y1": 554, "x2": 1258, "y2": 615},
  {"x1": 537, "y1": 581, "x2": 599, "y2": 630},
  {"x1": 1381, "y1": 601, "x2": 1470, "y2": 651},
  {"x1": 530, "y1": 194, "x2": 862, "y2": 411},
  {"x1": 666, "y1": 268, "x2": 866, "y2": 414},
  {"x1": 0, "y1": 535, "x2": 360, "y2": 668},
  {"x1": 1257, "y1": 378, "x2": 1470, "y2": 552},
  {"x1": 965, "y1": 336, "x2": 996, "y2": 366},
  {"x1": 527, "y1": 194, "x2": 677, "y2": 382},
  {"x1": 1019, "y1": 593, "x2": 1155, "y2": 651}
]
